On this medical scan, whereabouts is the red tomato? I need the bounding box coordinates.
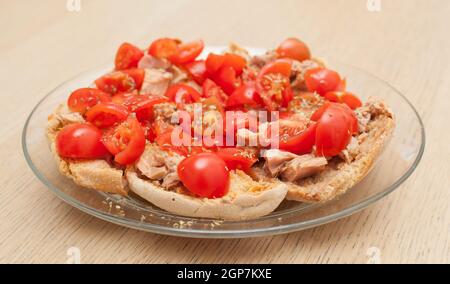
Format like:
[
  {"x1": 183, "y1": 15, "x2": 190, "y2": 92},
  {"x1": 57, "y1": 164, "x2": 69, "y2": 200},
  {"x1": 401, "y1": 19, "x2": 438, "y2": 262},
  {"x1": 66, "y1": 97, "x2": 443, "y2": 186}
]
[
  {"x1": 323, "y1": 92, "x2": 340, "y2": 103},
  {"x1": 226, "y1": 82, "x2": 263, "y2": 109},
  {"x1": 304, "y1": 68, "x2": 341, "y2": 96},
  {"x1": 56, "y1": 123, "x2": 108, "y2": 159},
  {"x1": 134, "y1": 95, "x2": 169, "y2": 122},
  {"x1": 311, "y1": 102, "x2": 358, "y2": 134},
  {"x1": 112, "y1": 92, "x2": 149, "y2": 111},
  {"x1": 177, "y1": 152, "x2": 230, "y2": 198},
  {"x1": 171, "y1": 39, "x2": 204, "y2": 64},
  {"x1": 278, "y1": 123, "x2": 317, "y2": 155},
  {"x1": 95, "y1": 69, "x2": 144, "y2": 95},
  {"x1": 67, "y1": 88, "x2": 111, "y2": 114},
  {"x1": 213, "y1": 65, "x2": 239, "y2": 95},
  {"x1": 215, "y1": 148, "x2": 257, "y2": 171},
  {"x1": 166, "y1": 84, "x2": 202, "y2": 104},
  {"x1": 340, "y1": 93, "x2": 362, "y2": 110},
  {"x1": 115, "y1": 42, "x2": 144, "y2": 70},
  {"x1": 276, "y1": 37, "x2": 311, "y2": 62},
  {"x1": 223, "y1": 53, "x2": 247, "y2": 75},
  {"x1": 102, "y1": 117, "x2": 146, "y2": 165},
  {"x1": 256, "y1": 59, "x2": 293, "y2": 110},
  {"x1": 205, "y1": 53, "x2": 226, "y2": 75},
  {"x1": 148, "y1": 38, "x2": 180, "y2": 59},
  {"x1": 185, "y1": 60, "x2": 207, "y2": 84},
  {"x1": 202, "y1": 79, "x2": 228, "y2": 103},
  {"x1": 85, "y1": 102, "x2": 129, "y2": 128}
]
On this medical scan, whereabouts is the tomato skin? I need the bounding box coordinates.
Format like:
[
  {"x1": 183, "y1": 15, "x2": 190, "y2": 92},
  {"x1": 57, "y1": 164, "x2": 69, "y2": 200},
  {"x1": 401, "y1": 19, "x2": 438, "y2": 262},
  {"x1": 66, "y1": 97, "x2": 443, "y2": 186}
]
[
  {"x1": 177, "y1": 152, "x2": 230, "y2": 198},
  {"x1": 205, "y1": 53, "x2": 226, "y2": 75},
  {"x1": 304, "y1": 68, "x2": 341, "y2": 96},
  {"x1": 276, "y1": 38, "x2": 311, "y2": 62},
  {"x1": 115, "y1": 42, "x2": 144, "y2": 70},
  {"x1": 202, "y1": 79, "x2": 228, "y2": 103},
  {"x1": 122, "y1": 68, "x2": 145, "y2": 90},
  {"x1": 185, "y1": 60, "x2": 207, "y2": 85},
  {"x1": 311, "y1": 102, "x2": 358, "y2": 134},
  {"x1": 340, "y1": 93, "x2": 362, "y2": 110},
  {"x1": 148, "y1": 38, "x2": 180, "y2": 59},
  {"x1": 213, "y1": 65, "x2": 239, "y2": 95},
  {"x1": 85, "y1": 102, "x2": 129, "y2": 128},
  {"x1": 134, "y1": 96, "x2": 169, "y2": 122},
  {"x1": 215, "y1": 148, "x2": 257, "y2": 171},
  {"x1": 171, "y1": 39, "x2": 204, "y2": 64},
  {"x1": 67, "y1": 88, "x2": 111, "y2": 114},
  {"x1": 166, "y1": 84, "x2": 202, "y2": 104},
  {"x1": 95, "y1": 70, "x2": 143, "y2": 95},
  {"x1": 279, "y1": 123, "x2": 317, "y2": 155},
  {"x1": 56, "y1": 123, "x2": 108, "y2": 159},
  {"x1": 226, "y1": 82, "x2": 263, "y2": 109},
  {"x1": 111, "y1": 92, "x2": 149, "y2": 111},
  {"x1": 102, "y1": 117, "x2": 146, "y2": 165}
]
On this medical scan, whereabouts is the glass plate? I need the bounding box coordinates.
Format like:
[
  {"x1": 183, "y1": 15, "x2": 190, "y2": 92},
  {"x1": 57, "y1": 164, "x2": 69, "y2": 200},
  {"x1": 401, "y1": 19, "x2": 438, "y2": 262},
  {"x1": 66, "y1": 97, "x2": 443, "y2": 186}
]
[{"x1": 22, "y1": 47, "x2": 425, "y2": 238}]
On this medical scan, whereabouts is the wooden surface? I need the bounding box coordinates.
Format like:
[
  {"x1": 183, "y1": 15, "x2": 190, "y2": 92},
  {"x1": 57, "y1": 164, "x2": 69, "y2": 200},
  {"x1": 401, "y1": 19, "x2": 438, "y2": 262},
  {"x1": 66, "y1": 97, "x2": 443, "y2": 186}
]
[{"x1": 1, "y1": 0, "x2": 449, "y2": 264}]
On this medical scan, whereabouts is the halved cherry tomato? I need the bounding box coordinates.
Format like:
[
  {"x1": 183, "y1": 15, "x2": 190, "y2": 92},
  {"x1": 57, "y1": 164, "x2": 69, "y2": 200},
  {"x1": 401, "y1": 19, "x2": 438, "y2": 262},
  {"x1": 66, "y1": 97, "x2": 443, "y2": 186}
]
[
  {"x1": 171, "y1": 39, "x2": 204, "y2": 64},
  {"x1": 134, "y1": 95, "x2": 169, "y2": 122},
  {"x1": 205, "y1": 53, "x2": 226, "y2": 75},
  {"x1": 102, "y1": 117, "x2": 145, "y2": 165},
  {"x1": 222, "y1": 53, "x2": 247, "y2": 75},
  {"x1": 213, "y1": 65, "x2": 239, "y2": 95},
  {"x1": 115, "y1": 42, "x2": 144, "y2": 70},
  {"x1": 311, "y1": 102, "x2": 358, "y2": 134},
  {"x1": 202, "y1": 79, "x2": 228, "y2": 103},
  {"x1": 177, "y1": 152, "x2": 230, "y2": 198},
  {"x1": 323, "y1": 92, "x2": 340, "y2": 103},
  {"x1": 85, "y1": 102, "x2": 129, "y2": 128},
  {"x1": 304, "y1": 67, "x2": 341, "y2": 96},
  {"x1": 340, "y1": 93, "x2": 362, "y2": 110},
  {"x1": 185, "y1": 60, "x2": 207, "y2": 85},
  {"x1": 276, "y1": 37, "x2": 311, "y2": 62},
  {"x1": 95, "y1": 69, "x2": 144, "y2": 95},
  {"x1": 256, "y1": 59, "x2": 293, "y2": 110},
  {"x1": 166, "y1": 84, "x2": 202, "y2": 104},
  {"x1": 56, "y1": 123, "x2": 108, "y2": 159},
  {"x1": 67, "y1": 88, "x2": 111, "y2": 114},
  {"x1": 277, "y1": 120, "x2": 317, "y2": 155},
  {"x1": 226, "y1": 82, "x2": 263, "y2": 109},
  {"x1": 148, "y1": 38, "x2": 180, "y2": 59},
  {"x1": 215, "y1": 148, "x2": 257, "y2": 171},
  {"x1": 111, "y1": 92, "x2": 149, "y2": 111}
]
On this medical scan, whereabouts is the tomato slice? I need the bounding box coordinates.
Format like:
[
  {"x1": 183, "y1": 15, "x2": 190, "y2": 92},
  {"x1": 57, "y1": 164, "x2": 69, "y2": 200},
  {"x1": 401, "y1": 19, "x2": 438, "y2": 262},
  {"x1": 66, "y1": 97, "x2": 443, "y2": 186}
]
[
  {"x1": 205, "y1": 53, "x2": 226, "y2": 75},
  {"x1": 171, "y1": 39, "x2": 204, "y2": 64},
  {"x1": 202, "y1": 79, "x2": 228, "y2": 103},
  {"x1": 276, "y1": 38, "x2": 311, "y2": 62},
  {"x1": 278, "y1": 123, "x2": 317, "y2": 155},
  {"x1": 102, "y1": 117, "x2": 146, "y2": 165},
  {"x1": 213, "y1": 65, "x2": 239, "y2": 95},
  {"x1": 222, "y1": 53, "x2": 247, "y2": 75},
  {"x1": 56, "y1": 123, "x2": 108, "y2": 159},
  {"x1": 148, "y1": 38, "x2": 180, "y2": 59},
  {"x1": 256, "y1": 59, "x2": 293, "y2": 110},
  {"x1": 215, "y1": 148, "x2": 257, "y2": 171},
  {"x1": 304, "y1": 67, "x2": 341, "y2": 96},
  {"x1": 111, "y1": 92, "x2": 149, "y2": 111},
  {"x1": 177, "y1": 152, "x2": 230, "y2": 198},
  {"x1": 67, "y1": 88, "x2": 111, "y2": 114},
  {"x1": 226, "y1": 82, "x2": 263, "y2": 109},
  {"x1": 85, "y1": 102, "x2": 129, "y2": 128},
  {"x1": 166, "y1": 84, "x2": 202, "y2": 104},
  {"x1": 95, "y1": 69, "x2": 144, "y2": 95},
  {"x1": 134, "y1": 95, "x2": 169, "y2": 122},
  {"x1": 115, "y1": 42, "x2": 144, "y2": 70},
  {"x1": 185, "y1": 60, "x2": 207, "y2": 85}
]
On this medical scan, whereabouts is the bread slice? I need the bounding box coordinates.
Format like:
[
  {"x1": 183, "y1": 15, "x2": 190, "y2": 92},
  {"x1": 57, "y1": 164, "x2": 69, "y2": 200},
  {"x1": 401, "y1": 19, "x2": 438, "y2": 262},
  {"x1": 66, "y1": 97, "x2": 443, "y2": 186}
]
[
  {"x1": 285, "y1": 98, "x2": 395, "y2": 202},
  {"x1": 46, "y1": 104, "x2": 128, "y2": 195},
  {"x1": 126, "y1": 169, "x2": 287, "y2": 220}
]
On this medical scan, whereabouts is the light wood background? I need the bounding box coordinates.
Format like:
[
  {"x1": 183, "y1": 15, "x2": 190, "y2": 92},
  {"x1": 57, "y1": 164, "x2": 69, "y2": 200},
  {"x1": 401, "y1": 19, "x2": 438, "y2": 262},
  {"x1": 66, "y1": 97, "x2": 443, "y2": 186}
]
[{"x1": 1, "y1": 0, "x2": 449, "y2": 264}]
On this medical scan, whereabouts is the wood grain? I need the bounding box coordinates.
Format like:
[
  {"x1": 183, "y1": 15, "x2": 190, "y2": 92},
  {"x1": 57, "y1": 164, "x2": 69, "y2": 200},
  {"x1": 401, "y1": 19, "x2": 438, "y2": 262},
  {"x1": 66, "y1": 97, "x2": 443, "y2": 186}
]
[{"x1": 0, "y1": 0, "x2": 449, "y2": 264}]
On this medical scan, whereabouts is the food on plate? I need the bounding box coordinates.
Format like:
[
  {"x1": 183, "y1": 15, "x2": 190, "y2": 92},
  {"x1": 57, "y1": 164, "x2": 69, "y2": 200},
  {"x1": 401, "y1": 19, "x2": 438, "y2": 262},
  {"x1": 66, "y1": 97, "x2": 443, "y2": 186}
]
[{"x1": 46, "y1": 37, "x2": 395, "y2": 220}]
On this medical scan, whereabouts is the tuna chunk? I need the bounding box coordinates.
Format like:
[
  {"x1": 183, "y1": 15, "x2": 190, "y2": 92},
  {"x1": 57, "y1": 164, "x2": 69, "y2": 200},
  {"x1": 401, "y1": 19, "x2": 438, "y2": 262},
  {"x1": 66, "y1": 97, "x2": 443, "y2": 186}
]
[
  {"x1": 263, "y1": 149, "x2": 297, "y2": 177},
  {"x1": 140, "y1": 69, "x2": 173, "y2": 96},
  {"x1": 280, "y1": 154, "x2": 327, "y2": 182},
  {"x1": 138, "y1": 54, "x2": 171, "y2": 70}
]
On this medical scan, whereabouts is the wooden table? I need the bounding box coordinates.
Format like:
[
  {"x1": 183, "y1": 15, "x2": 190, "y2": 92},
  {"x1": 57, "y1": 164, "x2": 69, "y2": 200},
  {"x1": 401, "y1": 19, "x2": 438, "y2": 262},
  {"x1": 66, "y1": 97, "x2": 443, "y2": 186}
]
[{"x1": 1, "y1": 0, "x2": 449, "y2": 264}]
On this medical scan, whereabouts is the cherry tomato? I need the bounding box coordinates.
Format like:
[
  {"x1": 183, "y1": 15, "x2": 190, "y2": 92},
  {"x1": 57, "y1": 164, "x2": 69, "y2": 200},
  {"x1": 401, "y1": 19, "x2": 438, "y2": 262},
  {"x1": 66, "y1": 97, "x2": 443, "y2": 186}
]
[
  {"x1": 171, "y1": 39, "x2": 204, "y2": 64},
  {"x1": 177, "y1": 152, "x2": 230, "y2": 198},
  {"x1": 166, "y1": 84, "x2": 202, "y2": 104},
  {"x1": 148, "y1": 38, "x2": 180, "y2": 59},
  {"x1": 112, "y1": 92, "x2": 149, "y2": 111},
  {"x1": 115, "y1": 42, "x2": 144, "y2": 70},
  {"x1": 256, "y1": 59, "x2": 293, "y2": 110},
  {"x1": 205, "y1": 53, "x2": 226, "y2": 75},
  {"x1": 85, "y1": 102, "x2": 129, "y2": 128},
  {"x1": 311, "y1": 102, "x2": 358, "y2": 134},
  {"x1": 134, "y1": 95, "x2": 169, "y2": 122},
  {"x1": 340, "y1": 93, "x2": 362, "y2": 110},
  {"x1": 276, "y1": 37, "x2": 311, "y2": 62},
  {"x1": 67, "y1": 88, "x2": 111, "y2": 114},
  {"x1": 215, "y1": 148, "x2": 257, "y2": 171},
  {"x1": 304, "y1": 67, "x2": 341, "y2": 96},
  {"x1": 95, "y1": 69, "x2": 144, "y2": 95},
  {"x1": 185, "y1": 60, "x2": 207, "y2": 85},
  {"x1": 56, "y1": 123, "x2": 108, "y2": 159},
  {"x1": 278, "y1": 123, "x2": 317, "y2": 155},
  {"x1": 226, "y1": 82, "x2": 263, "y2": 109},
  {"x1": 213, "y1": 65, "x2": 239, "y2": 95},
  {"x1": 202, "y1": 79, "x2": 228, "y2": 103},
  {"x1": 222, "y1": 53, "x2": 247, "y2": 75},
  {"x1": 102, "y1": 117, "x2": 146, "y2": 165}
]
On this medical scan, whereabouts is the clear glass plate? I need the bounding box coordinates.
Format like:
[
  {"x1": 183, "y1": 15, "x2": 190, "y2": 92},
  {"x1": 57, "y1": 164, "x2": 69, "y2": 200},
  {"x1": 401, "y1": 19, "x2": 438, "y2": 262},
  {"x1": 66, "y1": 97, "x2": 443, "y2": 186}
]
[{"x1": 22, "y1": 47, "x2": 425, "y2": 238}]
